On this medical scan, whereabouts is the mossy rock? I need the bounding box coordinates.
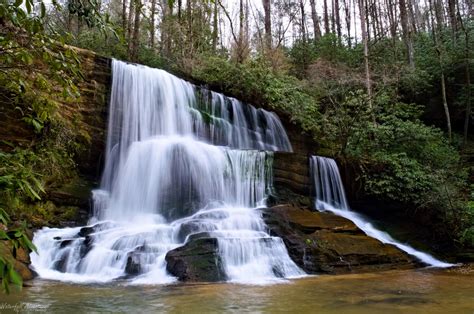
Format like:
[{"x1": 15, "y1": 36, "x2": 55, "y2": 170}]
[
  {"x1": 263, "y1": 205, "x2": 417, "y2": 274},
  {"x1": 165, "y1": 238, "x2": 225, "y2": 282}
]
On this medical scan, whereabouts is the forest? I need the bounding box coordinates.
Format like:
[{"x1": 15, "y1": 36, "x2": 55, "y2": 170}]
[{"x1": 0, "y1": 0, "x2": 473, "y2": 302}]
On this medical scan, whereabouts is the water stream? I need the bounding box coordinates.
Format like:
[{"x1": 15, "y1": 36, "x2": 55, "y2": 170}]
[{"x1": 310, "y1": 155, "x2": 454, "y2": 268}]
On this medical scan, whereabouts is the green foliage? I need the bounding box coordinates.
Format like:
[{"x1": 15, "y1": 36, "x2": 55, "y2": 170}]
[
  {"x1": 323, "y1": 90, "x2": 462, "y2": 208},
  {"x1": 191, "y1": 55, "x2": 320, "y2": 134},
  {"x1": 0, "y1": 150, "x2": 45, "y2": 201},
  {"x1": 0, "y1": 0, "x2": 109, "y2": 294},
  {"x1": 0, "y1": 208, "x2": 36, "y2": 294},
  {"x1": 460, "y1": 187, "x2": 474, "y2": 247},
  {"x1": 0, "y1": 257, "x2": 22, "y2": 294}
]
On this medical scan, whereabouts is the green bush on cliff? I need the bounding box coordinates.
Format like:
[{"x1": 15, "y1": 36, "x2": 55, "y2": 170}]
[
  {"x1": 190, "y1": 55, "x2": 321, "y2": 134},
  {"x1": 320, "y1": 89, "x2": 472, "y2": 244},
  {"x1": 0, "y1": 0, "x2": 110, "y2": 292}
]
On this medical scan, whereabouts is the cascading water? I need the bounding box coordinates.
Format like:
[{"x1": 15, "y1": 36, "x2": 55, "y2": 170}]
[
  {"x1": 31, "y1": 60, "x2": 304, "y2": 284},
  {"x1": 310, "y1": 155, "x2": 454, "y2": 268}
]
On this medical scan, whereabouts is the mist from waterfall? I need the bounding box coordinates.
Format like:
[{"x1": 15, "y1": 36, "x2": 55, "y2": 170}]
[
  {"x1": 310, "y1": 155, "x2": 453, "y2": 268},
  {"x1": 31, "y1": 60, "x2": 304, "y2": 284}
]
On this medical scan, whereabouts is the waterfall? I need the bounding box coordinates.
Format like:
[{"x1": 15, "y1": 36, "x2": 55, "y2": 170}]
[
  {"x1": 31, "y1": 60, "x2": 303, "y2": 284},
  {"x1": 310, "y1": 156, "x2": 453, "y2": 268}
]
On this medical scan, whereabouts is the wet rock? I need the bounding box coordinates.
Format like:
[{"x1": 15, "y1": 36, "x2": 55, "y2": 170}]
[
  {"x1": 59, "y1": 239, "x2": 74, "y2": 248},
  {"x1": 176, "y1": 221, "x2": 217, "y2": 242},
  {"x1": 186, "y1": 232, "x2": 217, "y2": 242},
  {"x1": 78, "y1": 222, "x2": 113, "y2": 238},
  {"x1": 79, "y1": 236, "x2": 94, "y2": 258},
  {"x1": 53, "y1": 251, "x2": 69, "y2": 273},
  {"x1": 263, "y1": 205, "x2": 416, "y2": 274},
  {"x1": 165, "y1": 238, "x2": 225, "y2": 282},
  {"x1": 125, "y1": 254, "x2": 142, "y2": 275}
]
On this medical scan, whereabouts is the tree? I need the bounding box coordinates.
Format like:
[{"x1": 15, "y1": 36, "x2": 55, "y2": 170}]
[
  {"x1": 130, "y1": 0, "x2": 141, "y2": 61},
  {"x1": 212, "y1": 0, "x2": 218, "y2": 51},
  {"x1": 358, "y1": 0, "x2": 372, "y2": 109},
  {"x1": 150, "y1": 0, "x2": 157, "y2": 48},
  {"x1": 429, "y1": 0, "x2": 452, "y2": 141},
  {"x1": 299, "y1": 0, "x2": 307, "y2": 43},
  {"x1": 309, "y1": 0, "x2": 322, "y2": 40},
  {"x1": 343, "y1": 0, "x2": 352, "y2": 46},
  {"x1": 335, "y1": 0, "x2": 342, "y2": 41},
  {"x1": 263, "y1": 0, "x2": 272, "y2": 50},
  {"x1": 323, "y1": 0, "x2": 330, "y2": 34},
  {"x1": 400, "y1": 0, "x2": 415, "y2": 68}
]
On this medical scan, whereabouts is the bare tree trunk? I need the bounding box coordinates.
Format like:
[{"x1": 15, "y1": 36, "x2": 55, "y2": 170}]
[
  {"x1": 447, "y1": 0, "x2": 458, "y2": 35},
  {"x1": 300, "y1": 0, "x2": 307, "y2": 43},
  {"x1": 359, "y1": 0, "x2": 372, "y2": 110},
  {"x1": 413, "y1": 1, "x2": 425, "y2": 32},
  {"x1": 150, "y1": 0, "x2": 156, "y2": 48},
  {"x1": 376, "y1": 0, "x2": 384, "y2": 37},
  {"x1": 122, "y1": 0, "x2": 127, "y2": 33},
  {"x1": 343, "y1": 0, "x2": 352, "y2": 46},
  {"x1": 335, "y1": 0, "x2": 342, "y2": 40},
  {"x1": 353, "y1": 0, "x2": 358, "y2": 44},
  {"x1": 212, "y1": 0, "x2": 218, "y2": 51},
  {"x1": 434, "y1": 0, "x2": 446, "y2": 26},
  {"x1": 127, "y1": 0, "x2": 134, "y2": 43},
  {"x1": 430, "y1": 0, "x2": 452, "y2": 141},
  {"x1": 370, "y1": 0, "x2": 379, "y2": 39},
  {"x1": 263, "y1": 0, "x2": 272, "y2": 49},
  {"x1": 131, "y1": 0, "x2": 141, "y2": 61},
  {"x1": 407, "y1": 0, "x2": 418, "y2": 34},
  {"x1": 364, "y1": 0, "x2": 370, "y2": 41},
  {"x1": 323, "y1": 0, "x2": 330, "y2": 34},
  {"x1": 331, "y1": 0, "x2": 336, "y2": 34},
  {"x1": 237, "y1": 0, "x2": 245, "y2": 63},
  {"x1": 245, "y1": 0, "x2": 249, "y2": 44},
  {"x1": 400, "y1": 0, "x2": 415, "y2": 68},
  {"x1": 310, "y1": 0, "x2": 322, "y2": 40},
  {"x1": 386, "y1": 0, "x2": 397, "y2": 38},
  {"x1": 441, "y1": 73, "x2": 452, "y2": 141}
]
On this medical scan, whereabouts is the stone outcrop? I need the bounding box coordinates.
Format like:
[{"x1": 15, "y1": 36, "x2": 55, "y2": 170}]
[
  {"x1": 263, "y1": 205, "x2": 417, "y2": 274},
  {"x1": 70, "y1": 48, "x2": 111, "y2": 181},
  {"x1": 165, "y1": 237, "x2": 226, "y2": 282}
]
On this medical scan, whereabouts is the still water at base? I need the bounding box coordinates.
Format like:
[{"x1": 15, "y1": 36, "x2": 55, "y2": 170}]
[{"x1": 3, "y1": 268, "x2": 473, "y2": 313}]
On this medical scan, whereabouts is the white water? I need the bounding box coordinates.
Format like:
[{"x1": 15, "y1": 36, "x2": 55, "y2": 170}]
[
  {"x1": 31, "y1": 60, "x2": 303, "y2": 284},
  {"x1": 310, "y1": 156, "x2": 454, "y2": 268}
]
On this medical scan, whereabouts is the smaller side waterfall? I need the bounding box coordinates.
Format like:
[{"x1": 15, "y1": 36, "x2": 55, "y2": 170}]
[{"x1": 310, "y1": 156, "x2": 454, "y2": 268}]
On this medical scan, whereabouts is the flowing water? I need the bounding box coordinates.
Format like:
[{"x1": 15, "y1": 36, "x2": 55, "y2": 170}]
[
  {"x1": 30, "y1": 60, "x2": 303, "y2": 285},
  {"x1": 310, "y1": 155, "x2": 454, "y2": 268},
  {"x1": 3, "y1": 269, "x2": 473, "y2": 313}
]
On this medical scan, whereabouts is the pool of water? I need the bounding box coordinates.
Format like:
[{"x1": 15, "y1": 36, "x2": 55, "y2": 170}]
[{"x1": 2, "y1": 268, "x2": 473, "y2": 313}]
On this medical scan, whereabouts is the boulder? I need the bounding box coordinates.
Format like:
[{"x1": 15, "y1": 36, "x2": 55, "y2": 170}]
[
  {"x1": 165, "y1": 237, "x2": 225, "y2": 282},
  {"x1": 125, "y1": 254, "x2": 142, "y2": 275},
  {"x1": 263, "y1": 205, "x2": 416, "y2": 274}
]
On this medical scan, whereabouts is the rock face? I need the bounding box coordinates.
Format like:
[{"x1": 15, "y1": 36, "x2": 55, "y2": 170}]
[
  {"x1": 0, "y1": 241, "x2": 34, "y2": 281},
  {"x1": 263, "y1": 205, "x2": 416, "y2": 274},
  {"x1": 165, "y1": 238, "x2": 226, "y2": 282},
  {"x1": 271, "y1": 120, "x2": 317, "y2": 208}
]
